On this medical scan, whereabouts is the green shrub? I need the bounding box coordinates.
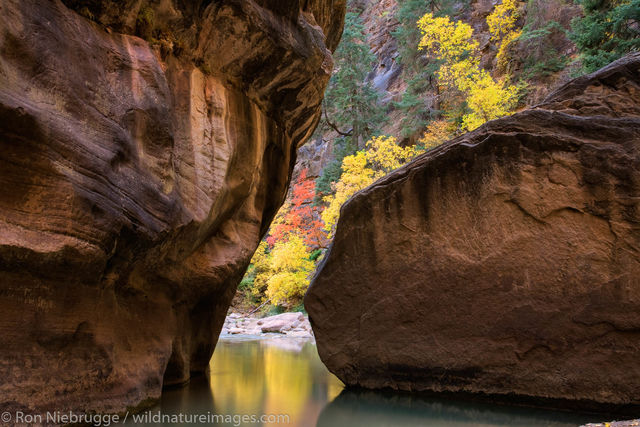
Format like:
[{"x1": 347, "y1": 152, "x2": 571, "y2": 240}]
[
  {"x1": 136, "y1": 6, "x2": 155, "y2": 40},
  {"x1": 308, "y1": 249, "x2": 323, "y2": 261}
]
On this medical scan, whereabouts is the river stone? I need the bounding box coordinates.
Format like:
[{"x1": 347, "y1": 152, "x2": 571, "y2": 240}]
[
  {"x1": 582, "y1": 421, "x2": 640, "y2": 427},
  {"x1": 306, "y1": 53, "x2": 640, "y2": 409},
  {"x1": 260, "y1": 312, "x2": 305, "y2": 333},
  {"x1": 287, "y1": 330, "x2": 314, "y2": 339}
]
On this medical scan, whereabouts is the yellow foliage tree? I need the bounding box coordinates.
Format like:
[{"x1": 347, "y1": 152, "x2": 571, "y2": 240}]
[
  {"x1": 487, "y1": 0, "x2": 520, "y2": 40},
  {"x1": 417, "y1": 13, "x2": 478, "y2": 63},
  {"x1": 321, "y1": 151, "x2": 376, "y2": 235},
  {"x1": 419, "y1": 120, "x2": 454, "y2": 150},
  {"x1": 250, "y1": 240, "x2": 273, "y2": 300},
  {"x1": 487, "y1": 0, "x2": 522, "y2": 70},
  {"x1": 461, "y1": 71, "x2": 518, "y2": 130},
  {"x1": 264, "y1": 234, "x2": 314, "y2": 306},
  {"x1": 417, "y1": 12, "x2": 518, "y2": 131},
  {"x1": 322, "y1": 136, "x2": 422, "y2": 235},
  {"x1": 365, "y1": 135, "x2": 420, "y2": 173}
]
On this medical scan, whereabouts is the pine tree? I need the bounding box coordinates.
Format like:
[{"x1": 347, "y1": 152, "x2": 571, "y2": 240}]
[
  {"x1": 323, "y1": 12, "x2": 386, "y2": 150},
  {"x1": 570, "y1": 0, "x2": 640, "y2": 73}
]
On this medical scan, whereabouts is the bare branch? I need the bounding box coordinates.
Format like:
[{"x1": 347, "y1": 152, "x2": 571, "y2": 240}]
[{"x1": 323, "y1": 108, "x2": 353, "y2": 137}]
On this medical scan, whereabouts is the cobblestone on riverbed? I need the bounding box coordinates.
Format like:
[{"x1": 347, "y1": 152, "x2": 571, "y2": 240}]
[
  {"x1": 582, "y1": 421, "x2": 640, "y2": 427},
  {"x1": 221, "y1": 311, "x2": 314, "y2": 340}
]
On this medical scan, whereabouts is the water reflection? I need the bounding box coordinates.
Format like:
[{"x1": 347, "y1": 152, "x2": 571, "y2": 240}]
[
  {"x1": 125, "y1": 336, "x2": 342, "y2": 426},
  {"x1": 318, "y1": 388, "x2": 597, "y2": 427},
  {"x1": 125, "y1": 337, "x2": 602, "y2": 426},
  {"x1": 208, "y1": 337, "x2": 342, "y2": 426}
]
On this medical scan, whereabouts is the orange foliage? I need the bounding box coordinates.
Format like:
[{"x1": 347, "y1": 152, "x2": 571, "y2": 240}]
[{"x1": 266, "y1": 169, "x2": 327, "y2": 249}]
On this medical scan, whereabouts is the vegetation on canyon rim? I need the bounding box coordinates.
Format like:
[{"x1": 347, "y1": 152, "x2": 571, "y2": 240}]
[{"x1": 237, "y1": 0, "x2": 639, "y2": 312}]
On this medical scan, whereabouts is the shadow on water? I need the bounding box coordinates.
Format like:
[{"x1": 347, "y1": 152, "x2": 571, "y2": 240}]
[
  {"x1": 157, "y1": 375, "x2": 215, "y2": 416},
  {"x1": 126, "y1": 337, "x2": 609, "y2": 426},
  {"x1": 317, "y1": 388, "x2": 599, "y2": 427}
]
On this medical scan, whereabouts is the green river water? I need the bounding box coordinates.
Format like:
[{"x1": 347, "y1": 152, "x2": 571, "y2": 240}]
[{"x1": 124, "y1": 336, "x2": 604, "y2": 426}]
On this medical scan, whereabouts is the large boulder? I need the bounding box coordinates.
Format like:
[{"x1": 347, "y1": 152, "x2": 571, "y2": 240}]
[
  {"x1": 306, "y1": 54, "x2": 640, "y2": 409},
  {"x1": 0, "y1": 0, "x2": 344, "y2": 417}
]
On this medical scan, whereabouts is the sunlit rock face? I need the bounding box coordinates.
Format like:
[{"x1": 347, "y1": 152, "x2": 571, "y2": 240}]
[
  {"x1": 0, "y1": 0, "x2": 344, "y2": 417},
  {"x1": 306, "y1": 54, "x2": 640, "y2": 409}
]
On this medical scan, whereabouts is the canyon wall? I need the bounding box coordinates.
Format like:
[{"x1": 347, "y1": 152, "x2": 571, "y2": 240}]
[
  {"x1": 306, "y1": 53, "x2": 640, "y2": 410},
  {"x1": 0, "y1": 0, "x2": 344, "y2": 417}
]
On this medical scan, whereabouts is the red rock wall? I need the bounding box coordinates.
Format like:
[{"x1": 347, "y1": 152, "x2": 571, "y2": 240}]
[
  {"x1": 306, "y1": 54, "x2": 640, "y2": 410},
  {"x1": 0, "y1": 0, "x2": 344, "y2": 417}
]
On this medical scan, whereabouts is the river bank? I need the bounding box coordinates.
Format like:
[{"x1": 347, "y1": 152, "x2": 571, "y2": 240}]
[
  {"x1": 583, "y1": 421, "x2": 640, "y2": 426},
  {"x1": 221, "y1": 311, "x2": 314, "y2": 340}
]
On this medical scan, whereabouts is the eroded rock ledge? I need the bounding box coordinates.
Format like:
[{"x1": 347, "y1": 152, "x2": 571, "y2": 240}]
[
  {"x1": 0, "y1": 0, "x2": 344, "y2": 417},
  {"x1": 306, "y1": 53, "x2": 640, "y2": 410}
]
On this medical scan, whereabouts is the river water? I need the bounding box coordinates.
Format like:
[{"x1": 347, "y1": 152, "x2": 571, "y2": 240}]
[{"x1": 126, "y1": 336, "x2": 602, "y2": 426}]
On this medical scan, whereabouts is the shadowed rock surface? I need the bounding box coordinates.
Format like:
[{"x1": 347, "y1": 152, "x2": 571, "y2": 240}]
[
  {"x1": 306, "y1": 53, "x2": 640, "y2": 409},
  {"x1": 0, "y1": 0, "x2": 344, "y2": 417}
]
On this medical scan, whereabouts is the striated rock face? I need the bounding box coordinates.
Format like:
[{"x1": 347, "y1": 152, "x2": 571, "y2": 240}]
[
  {"x1": 306, "y1": 54, "x2": 640, "y2": 409},
  {"x1": 0, "y1": 0, "x2": 344, "y2": 417}
]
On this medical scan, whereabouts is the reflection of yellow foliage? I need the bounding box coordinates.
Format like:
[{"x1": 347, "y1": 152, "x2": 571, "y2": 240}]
[
  {"x1": 208, "y1": 340, "x2": 343, "y2": 426},
  {"x1": 263, "y1": 347, "x2": 311, "y2": 423},
  {"x1": 327, "y1": 379, "x2": 343, "y2": 402},
  {"x1": 209, "y1": 342, "x2": 265, "y2": 414}
]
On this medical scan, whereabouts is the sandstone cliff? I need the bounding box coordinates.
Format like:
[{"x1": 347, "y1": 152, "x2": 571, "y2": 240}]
[
  {"x1": 306, "y1": 53, "x2": 640, "y2": 410},
  {"x1": 0, "y1": 0, "x2": 344, "y2": 417}
]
